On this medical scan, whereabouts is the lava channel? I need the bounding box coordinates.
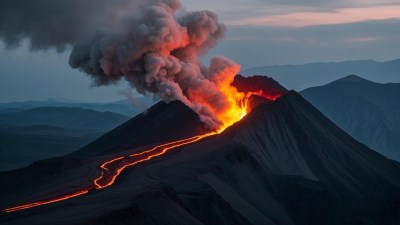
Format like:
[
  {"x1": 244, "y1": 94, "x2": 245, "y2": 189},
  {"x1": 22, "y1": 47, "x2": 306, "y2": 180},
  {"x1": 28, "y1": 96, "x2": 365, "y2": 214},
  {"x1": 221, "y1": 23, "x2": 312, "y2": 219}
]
[
  {"x1": 1, "y1": 132, "x2": 217, "y2": 213},
  {"x1": 3, "y1": 188, "x2": 91, "y2": 213}
]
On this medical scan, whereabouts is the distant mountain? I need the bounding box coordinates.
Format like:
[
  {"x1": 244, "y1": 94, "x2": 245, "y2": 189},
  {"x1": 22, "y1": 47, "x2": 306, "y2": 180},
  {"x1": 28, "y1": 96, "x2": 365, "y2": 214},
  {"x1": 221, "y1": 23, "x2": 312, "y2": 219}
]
[
  {"x1": 0, "y1": 107, "x2": 130, "y2": 171},
  {"x1": 2, "y1": 77, "x2": 400, "y2": 225},
  {"x1": 243, "y1": 59, "x2": 400, "y2": 90},
  {"x1": 301, "y1": 75, "x2": 400, "y2": 161},
  {"x1": 0, "y1": 97, "x2": 155, "y2": 116},
  {"x1": 71, "y1": 99, "x2": 153, "y2": 117},
  {"x1": 0, "y1": 107, "x2": 129, "y2": 131},
  {"x1": 0, "y1": 99, "x2": 81, "y2": 110},
  {"x1": 0, "y1": 125, "x2": 102, "y2": 171}
]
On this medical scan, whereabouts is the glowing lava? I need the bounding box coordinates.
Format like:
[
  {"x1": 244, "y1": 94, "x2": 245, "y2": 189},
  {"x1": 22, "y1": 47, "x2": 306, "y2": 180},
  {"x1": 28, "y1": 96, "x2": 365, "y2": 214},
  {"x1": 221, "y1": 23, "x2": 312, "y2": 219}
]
[
  {"x1": 1, "y1": 87, "x2": 279, "y2": 214},
  {"x1": 3, "y1": 188, "x2": 91, "y2": 213},
  {"x1": 93, "y1": 133, "x2": 216, "y2": 189}
]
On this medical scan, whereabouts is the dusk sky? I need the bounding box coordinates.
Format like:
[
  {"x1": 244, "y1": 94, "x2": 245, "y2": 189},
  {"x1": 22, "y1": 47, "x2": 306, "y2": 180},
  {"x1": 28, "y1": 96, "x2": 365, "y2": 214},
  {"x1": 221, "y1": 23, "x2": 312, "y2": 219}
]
[{"x1": 1, "y1": 0, "x2": 399, "y2": 102}]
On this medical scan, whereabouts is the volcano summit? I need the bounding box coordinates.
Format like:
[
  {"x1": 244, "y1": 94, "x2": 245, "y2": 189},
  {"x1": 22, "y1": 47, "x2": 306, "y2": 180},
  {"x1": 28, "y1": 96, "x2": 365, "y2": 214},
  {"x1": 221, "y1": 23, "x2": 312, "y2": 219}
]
[{"x1": 1, "y1": 75, "x2": 400, "y2": 225}]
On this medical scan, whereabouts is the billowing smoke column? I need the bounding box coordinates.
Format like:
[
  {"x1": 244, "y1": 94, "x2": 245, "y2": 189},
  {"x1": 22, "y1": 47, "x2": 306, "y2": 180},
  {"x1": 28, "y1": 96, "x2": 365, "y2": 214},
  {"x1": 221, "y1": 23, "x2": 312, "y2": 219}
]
[
  {"x1": 0, "y1": 0, "x2": 249, "y2": 131},
  {"x1": 69, "y1": 0, "x2": 244, "y2": 130}
]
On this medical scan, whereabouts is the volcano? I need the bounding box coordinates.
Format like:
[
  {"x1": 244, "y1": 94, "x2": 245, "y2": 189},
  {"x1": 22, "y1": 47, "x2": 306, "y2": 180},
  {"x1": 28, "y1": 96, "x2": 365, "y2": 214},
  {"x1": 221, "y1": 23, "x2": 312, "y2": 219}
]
[{"x1": 1, "y1": 76, "x2": 400, "y2": 225}]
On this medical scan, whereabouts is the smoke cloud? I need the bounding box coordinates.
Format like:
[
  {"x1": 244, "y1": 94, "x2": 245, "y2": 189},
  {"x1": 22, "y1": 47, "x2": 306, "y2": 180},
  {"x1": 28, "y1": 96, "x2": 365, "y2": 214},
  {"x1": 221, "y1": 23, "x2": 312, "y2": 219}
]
[
  {"x1": 0, "y1": 0, "x2": 243, "y2": 129},
  {"x1": 0, "y1": 0, "x2": 146, "y2": 51}
]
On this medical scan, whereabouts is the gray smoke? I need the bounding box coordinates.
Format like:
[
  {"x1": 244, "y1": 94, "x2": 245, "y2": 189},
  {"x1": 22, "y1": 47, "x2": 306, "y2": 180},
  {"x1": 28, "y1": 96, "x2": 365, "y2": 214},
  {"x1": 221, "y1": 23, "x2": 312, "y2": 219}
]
[
  {"x1": 0, "y1": 0, "x2": 144, "y2": 51},
  {"x1": 0, "y1": 0, "x2": 242, "y2": 129}
]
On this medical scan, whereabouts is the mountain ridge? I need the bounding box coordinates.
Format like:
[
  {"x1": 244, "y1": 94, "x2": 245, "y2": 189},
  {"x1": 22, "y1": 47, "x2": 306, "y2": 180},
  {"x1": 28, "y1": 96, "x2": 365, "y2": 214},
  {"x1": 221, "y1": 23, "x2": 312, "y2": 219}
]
[
  {"x1": 0, "y1": 107, "x2": 129, "y2": 131},
  {"x1": 1, "y1": 87, "x2": 400, "y2": 224},
  {"x1": 243, "y1": 59, "x2": 400, "y2": 90},
  {"x1": 0, "y1": 98, "x2": 153, "y2": 117}
]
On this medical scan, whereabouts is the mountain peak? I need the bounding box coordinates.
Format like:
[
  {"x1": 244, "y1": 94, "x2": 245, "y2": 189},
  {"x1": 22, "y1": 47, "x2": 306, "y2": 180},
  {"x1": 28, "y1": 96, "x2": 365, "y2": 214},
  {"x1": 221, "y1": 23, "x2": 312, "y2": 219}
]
[{"x1": 335, "y1": 75, "x2": 370, "y2": 83}]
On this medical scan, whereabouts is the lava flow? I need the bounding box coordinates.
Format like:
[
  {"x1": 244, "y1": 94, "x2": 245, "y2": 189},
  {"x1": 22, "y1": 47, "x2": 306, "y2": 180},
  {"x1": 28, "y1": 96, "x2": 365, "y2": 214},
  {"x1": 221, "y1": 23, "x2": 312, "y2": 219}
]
[
  {"x1": 93, "y1": 133, "x2": 216, "y2": 189},
  {"x1": 2, "y1": 88, "x2": 274, "y2": 214},
  {"x1": 2, "y1": 133, "x2": 217, "y2": 213},
  {"x1": 3, "y1": 188, "x2": 91, "y2": 213}
]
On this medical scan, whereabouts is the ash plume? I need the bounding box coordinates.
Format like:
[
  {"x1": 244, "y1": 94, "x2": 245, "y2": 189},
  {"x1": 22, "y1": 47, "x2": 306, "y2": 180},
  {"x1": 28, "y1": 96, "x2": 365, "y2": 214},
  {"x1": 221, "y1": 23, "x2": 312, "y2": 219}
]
[
  {"x1": 0, "y1": 0, "x2": 243, "y2": 129},
  {"x1": 69, "y1": 0, "x2": 242, "y2": 129},
  {"x1": 0, "y1": 0, "x2": 148, "y2": 51}
]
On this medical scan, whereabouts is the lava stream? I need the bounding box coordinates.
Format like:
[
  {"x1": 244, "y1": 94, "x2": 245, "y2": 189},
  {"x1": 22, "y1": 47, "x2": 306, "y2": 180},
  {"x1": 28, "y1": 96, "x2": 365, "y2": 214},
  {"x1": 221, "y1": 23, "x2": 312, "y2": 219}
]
[
  {"x1": 93, "y1": 132, "x2": 216, "y2": 189},
  {"x1": 1, "y1": 132, "x2": 217, "y2": 214},
  {"x1": 3, "y1": 188, "x2": 91, "y2": 213}
]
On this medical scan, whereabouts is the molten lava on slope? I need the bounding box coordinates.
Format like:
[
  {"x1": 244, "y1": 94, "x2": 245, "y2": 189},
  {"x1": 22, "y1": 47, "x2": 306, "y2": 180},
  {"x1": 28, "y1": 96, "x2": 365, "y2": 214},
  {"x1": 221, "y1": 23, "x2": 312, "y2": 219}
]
[{"x1": 1, "y1": 75, "x2": 287, "y2": 214}]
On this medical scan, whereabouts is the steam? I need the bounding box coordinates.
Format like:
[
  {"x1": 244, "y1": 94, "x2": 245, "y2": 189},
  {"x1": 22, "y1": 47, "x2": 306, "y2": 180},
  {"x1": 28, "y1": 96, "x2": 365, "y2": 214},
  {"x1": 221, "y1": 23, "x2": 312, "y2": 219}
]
[{"x1": 0, "y1": 0, "x2": 242, "y2": 129}]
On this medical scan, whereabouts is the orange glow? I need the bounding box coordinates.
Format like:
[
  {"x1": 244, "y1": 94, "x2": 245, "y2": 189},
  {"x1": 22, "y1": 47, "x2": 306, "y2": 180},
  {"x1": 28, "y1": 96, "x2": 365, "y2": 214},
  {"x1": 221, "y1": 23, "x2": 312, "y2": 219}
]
[
  {"x1": 2, "y1": 80, "x2": 281, "y2": 214},
  {"x1": 187, "y1": 63, "x2": 260, "y2": 133}
]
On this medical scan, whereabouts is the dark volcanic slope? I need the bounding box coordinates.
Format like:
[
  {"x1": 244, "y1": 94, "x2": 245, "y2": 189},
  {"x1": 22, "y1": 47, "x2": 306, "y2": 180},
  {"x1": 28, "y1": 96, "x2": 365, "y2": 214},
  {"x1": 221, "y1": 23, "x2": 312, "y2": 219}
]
[
  {"x1": 301, "y1": 75, "x2": 400, "y2": 161},
  {"x1": 224, "y1": 92, "x2": 400, "y2": 224},
  {"x1": 2, "y1": 91, "x2": 400, "y2": 225},
  {"x1": 71, "y1": 101, "x2": 210, "y2": 157}
]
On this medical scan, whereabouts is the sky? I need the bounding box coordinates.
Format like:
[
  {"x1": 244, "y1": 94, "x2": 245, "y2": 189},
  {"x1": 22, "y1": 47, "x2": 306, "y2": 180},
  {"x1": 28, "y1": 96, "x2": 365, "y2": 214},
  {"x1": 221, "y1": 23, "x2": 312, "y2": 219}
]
[{"x1": 0, "y1": 0, "x2": 399, "y2": 103}]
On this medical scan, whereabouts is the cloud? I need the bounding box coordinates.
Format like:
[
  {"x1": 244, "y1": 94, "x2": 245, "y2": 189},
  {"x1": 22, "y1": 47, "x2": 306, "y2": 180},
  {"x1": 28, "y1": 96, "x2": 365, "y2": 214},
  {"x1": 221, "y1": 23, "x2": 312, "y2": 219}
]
[
  {"x1": 182, "y1": 0, "x2": 400, "y2": 28},
  {"x1": 226, "y1": 5, "x2": 400, "y2": 27},
  {"x1": 255, "y1": 0, "x2": 346, "y2": 8},
  {"x1": 345, "y1": 37, "x2": 383, "y2": 43}
]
